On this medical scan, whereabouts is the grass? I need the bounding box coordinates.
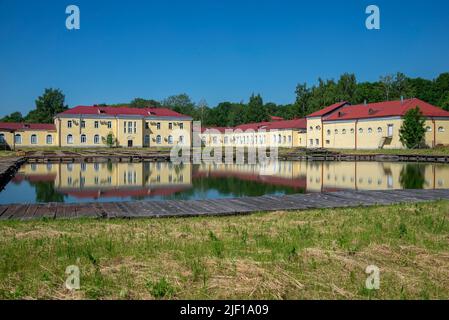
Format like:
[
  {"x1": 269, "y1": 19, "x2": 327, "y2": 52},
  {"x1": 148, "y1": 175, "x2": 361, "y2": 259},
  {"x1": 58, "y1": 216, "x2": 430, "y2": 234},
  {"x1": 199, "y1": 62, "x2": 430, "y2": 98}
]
[{"x1": 0, "y1": 201, "x2": 448, "y2": 300}]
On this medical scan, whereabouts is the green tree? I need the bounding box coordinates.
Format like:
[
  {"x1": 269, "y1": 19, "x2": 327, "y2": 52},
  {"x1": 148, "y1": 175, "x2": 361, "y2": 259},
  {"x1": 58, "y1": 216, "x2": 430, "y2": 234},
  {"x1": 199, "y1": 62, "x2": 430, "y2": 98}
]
[
  {"x1": 129, "y1": 98, "x2": 161, "y2": 108},
  {"x1": 0, "y1": 111, "x2": 24, "y2": 123},
  {"x1": 337, "y1": 73, "x2": 357, "y2": 103},
  {"x1": 245, "y1": 94, "x2": 268, "y2": 123},
  {"x1": 162, "y1": 94, "x2": 197, "y2": 117},
  {"x1": 294, "y1": 83, "x2": 311, "y2": 116},
  {"x1": 440, "y1": 92, "x2": 449, "y2": 111},
  {"x1": 399, "y1": 107, "x2": 426, "y2": 149},
  {"x1": 399, "y1": 164, "x2": 426, "y2": 189},
  {"x1": 25, "y1": 88, "x2": 68, "y2": 123},
  {"x1": 102, "y1": 132, "x2": 117, "y2": 148}
]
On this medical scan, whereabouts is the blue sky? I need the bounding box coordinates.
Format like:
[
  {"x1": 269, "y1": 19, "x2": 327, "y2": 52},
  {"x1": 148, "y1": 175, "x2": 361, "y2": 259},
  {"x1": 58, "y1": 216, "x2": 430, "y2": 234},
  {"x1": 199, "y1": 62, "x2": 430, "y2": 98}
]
[{"x1": 1, "y1": 0, "x2": 449, "y2": 116}]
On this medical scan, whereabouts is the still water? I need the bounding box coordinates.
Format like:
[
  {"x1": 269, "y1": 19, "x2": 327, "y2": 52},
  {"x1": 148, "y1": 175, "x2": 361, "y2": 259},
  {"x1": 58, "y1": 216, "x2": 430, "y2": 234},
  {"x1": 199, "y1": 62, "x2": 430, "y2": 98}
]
[{"x1": 0, "y1": 161, "x2": 448, "y2": 204}]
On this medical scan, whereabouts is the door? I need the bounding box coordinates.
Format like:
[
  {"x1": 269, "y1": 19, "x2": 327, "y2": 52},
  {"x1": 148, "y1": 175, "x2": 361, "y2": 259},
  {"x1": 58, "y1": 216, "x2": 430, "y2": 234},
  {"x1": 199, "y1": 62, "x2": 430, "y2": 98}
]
[
  {"x1": 387, "y1": 124, "x2": 394, "y2": 137},
  {"x1": 128, "y1": 140, "x2": 133, "y2": 147}
]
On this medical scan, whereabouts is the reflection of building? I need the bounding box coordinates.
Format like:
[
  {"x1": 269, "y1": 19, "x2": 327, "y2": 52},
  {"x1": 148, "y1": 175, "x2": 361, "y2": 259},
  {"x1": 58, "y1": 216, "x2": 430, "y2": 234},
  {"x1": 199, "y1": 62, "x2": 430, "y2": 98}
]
[
  {"x1": 194, "y1": 161, "x2": 449, "y2": 192},
  {"x1": 11, "y1": 161, "x2": 449, "y2": 201},
  {"x1": 200, "y1": 98, "x2": 449, "y2": 150},
  {"x1": 0, "y1": 105, "x2": 192, "y2": 149},
  {"x1": 15, "y1": 162, "x2": 192, "y2": 199}
]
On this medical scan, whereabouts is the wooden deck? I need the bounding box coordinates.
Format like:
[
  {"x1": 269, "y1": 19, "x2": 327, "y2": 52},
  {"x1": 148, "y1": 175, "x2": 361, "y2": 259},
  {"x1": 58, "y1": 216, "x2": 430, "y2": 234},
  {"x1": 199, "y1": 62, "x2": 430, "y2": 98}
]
[{"x1": 1, "y1": 188, "x2": 449, "y2": 220}]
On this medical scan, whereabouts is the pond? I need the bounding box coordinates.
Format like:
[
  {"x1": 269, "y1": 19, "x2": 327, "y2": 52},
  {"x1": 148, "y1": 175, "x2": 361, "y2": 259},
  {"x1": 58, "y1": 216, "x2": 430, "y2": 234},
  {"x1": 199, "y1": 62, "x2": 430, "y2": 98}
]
[{"x1": 0, "y1": 160, "x2": 448, "y2": 204}]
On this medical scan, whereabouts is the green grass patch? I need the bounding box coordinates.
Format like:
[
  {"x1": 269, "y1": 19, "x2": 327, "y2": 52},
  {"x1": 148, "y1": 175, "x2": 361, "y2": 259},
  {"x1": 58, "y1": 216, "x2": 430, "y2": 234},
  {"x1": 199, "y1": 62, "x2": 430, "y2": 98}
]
[{"x1": 0, "y1": 201, "x2": 448, "y2": 299}]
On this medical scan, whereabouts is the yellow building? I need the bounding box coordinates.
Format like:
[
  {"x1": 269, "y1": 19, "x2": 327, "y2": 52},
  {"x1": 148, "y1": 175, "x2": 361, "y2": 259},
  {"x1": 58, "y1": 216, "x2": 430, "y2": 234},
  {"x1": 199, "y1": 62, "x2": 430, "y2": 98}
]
[
  {"x1": 306, "y1": 98, "x2": 449, "y2": 150},
  {"x1": 0, "y1": 105, "x2": 193, "y2": 149},
  {"x1": 200, "y1": 118, "x2": 307, "y2": 148},
  {"x1": 200, "y1": 98, "x2": 449, "y2": 150}
]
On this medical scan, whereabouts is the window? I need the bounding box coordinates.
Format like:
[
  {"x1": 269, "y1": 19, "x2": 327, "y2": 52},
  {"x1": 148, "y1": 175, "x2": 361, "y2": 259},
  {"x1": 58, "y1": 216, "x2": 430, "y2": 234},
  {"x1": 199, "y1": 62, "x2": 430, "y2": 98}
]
[
  {"x1": 169, "y1": 123, "x2": 173, "y2": 130},
  {"x1": 377, "y1": 127, "x2": 383, "y2": 133},
  {"x1": 145, "y1": 122, "x2": 149, "y2": 129},
  {"x1": 81, "y1": 163, "x2": 87, "y2": 171},
  {"x1": 94, "y1": 163, "x2": 100, "y2": 171},
  {"x1": 213, "y1": 136, "x2": 218, "y2": 143},
  {"x1": 30, "y1": 134, "x2": 37, "y2": 144},
  {"x1": 327, "y1": 130, "x2": 331, "y2": 135},
  {"x1": 309, "y1": 126, "x2": 313, "y2": 131},
  {"x1": 124, "y1": 122, "x2": 126, "y2": 133},
  {"x1": 94, "y1": 135, "x2": 100, "y2": 144},
  {"x1": 156, "y1": 135, "x2": 162, "y2": 144},
  {"x1": 309, "y1": 139, "x2": 313, "y2": 146},
  {"x1": 283, "y1": 136, "x2": 286, "y2": 143},
  {"x1": 128, "y1": 122, "x2": 133, "y2": 134},
  {"x1": 144, "y1": 135, "x2": 150, "y2": 145},
  {"x1": 107, "y1": 121, "x2": 112, "y2": 129},
  {"x1": 81, "y1": 134, "x2": 87, "y2": 143},
  {"x1": 134, "y1": 121, "x2": 137, "y2": 134},
  {"x1": 81, "y1": 121, "x2": 85, "y2": 128},
  {"x1": 94, "y1": 121, "x2": 99, "y2": 128},
  {"x1": 156, "y1": 122, "x2": 161, "y2": 130},
  {"x1": 67, "y1": 120, "x2": 72, "y2": 128},
  {"x1": 168, "y1": 135, "x2": 173, "y2": 144},
  {"x1": 359, "y1": 128, "x2": 363, "y2": 134},
  {"x1": 342, "y1": 129, "x2": 347, "y2": 134},
  {"x1": 335, "y1": 129, "x2": 338, "y2": 134},
  {"x1": 315, "y1": 139, "x2": 319, "y2": 145},
  {"x1": 316, "y1": 125, "x2": 321, "y2": 131},
  {"x1": 288, "y1": 136, "x2": 292, "y2": 143},
  {"x1": 0, "y1": 134, "x2": 4, "y2": 143},
  {"x1": 278, "y1": 134, "x2": 282, "y2": 143},
  {"x1": 180, "y1": 123, "x2": 184, "y2": 129},
  {"x1": 326, "y1": 140, "x2": 330, "y2": 145},
  {"x1": 67, "y1": 163, "x2": 73, "y2": 172},
  {"x1": 426, "y1": 126, "x2": 432, "y2": 132},
  {"x1": 438, "y1": 126, "x2": 445, "y2": 133},
  {"x1": 67, "y1": 134, "x2": 73, "y2": 144},
  {"x1": 368, "y1": 128, "x2": 373, "y2": 134},
  {"x1": 46, "y1": 135, "x2": 53, "y2": 144},
  {"x1": 350, "y1": 128, "x2": 354, "y2": 134},
  {"x1": 14, "y1": 134, "x2": 22, "y2": 144}
]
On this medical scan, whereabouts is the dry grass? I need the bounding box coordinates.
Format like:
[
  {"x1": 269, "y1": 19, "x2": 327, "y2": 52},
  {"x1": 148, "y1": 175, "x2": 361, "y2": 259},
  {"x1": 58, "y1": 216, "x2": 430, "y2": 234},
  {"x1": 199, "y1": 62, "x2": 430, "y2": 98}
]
[{"x1": 0, "y1": 201, "x2": 448, "y2": 300}]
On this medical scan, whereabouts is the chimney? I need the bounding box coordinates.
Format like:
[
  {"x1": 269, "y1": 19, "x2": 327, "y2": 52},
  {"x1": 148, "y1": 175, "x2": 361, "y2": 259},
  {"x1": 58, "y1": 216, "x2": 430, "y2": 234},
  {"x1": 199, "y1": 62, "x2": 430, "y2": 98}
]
[
  {"x1": 400, "y1": 96, "x2": 404, "y2": 104},
  {"x1": 364, "y1": 99, "x2": 367, "y2": 106}
]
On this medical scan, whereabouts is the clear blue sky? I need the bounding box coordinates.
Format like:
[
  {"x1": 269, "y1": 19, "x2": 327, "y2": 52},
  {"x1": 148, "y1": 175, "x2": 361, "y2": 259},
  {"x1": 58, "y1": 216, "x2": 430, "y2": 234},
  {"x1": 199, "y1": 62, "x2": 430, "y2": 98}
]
[{"x1": 1, "y1": 0, "x2": 449, "y2": 116}]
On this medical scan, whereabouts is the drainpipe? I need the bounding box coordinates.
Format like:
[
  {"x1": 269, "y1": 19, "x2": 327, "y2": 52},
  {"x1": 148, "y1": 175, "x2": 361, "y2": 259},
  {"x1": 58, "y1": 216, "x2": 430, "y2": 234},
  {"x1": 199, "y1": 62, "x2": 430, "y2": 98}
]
[
  {"x1": 355, "y1": 120, "x2": 358, "y2": 150},
  {"x1": 321, "y1": 119, "x2": 324, "y2": 148},
  {"x1": 432, "y1": 118, "x2": 436, "y2": 147}
]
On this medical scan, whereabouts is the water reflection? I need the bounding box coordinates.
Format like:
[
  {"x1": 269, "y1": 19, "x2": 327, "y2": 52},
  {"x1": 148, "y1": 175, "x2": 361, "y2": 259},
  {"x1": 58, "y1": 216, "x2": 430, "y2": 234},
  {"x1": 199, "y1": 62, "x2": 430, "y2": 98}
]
[{"x1": 1, "y1": 161, "x2": 449, "y2": 204}]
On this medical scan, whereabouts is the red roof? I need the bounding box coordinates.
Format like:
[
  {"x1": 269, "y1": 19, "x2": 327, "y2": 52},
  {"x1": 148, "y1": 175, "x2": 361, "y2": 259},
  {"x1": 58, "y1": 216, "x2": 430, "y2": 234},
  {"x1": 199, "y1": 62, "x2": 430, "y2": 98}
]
[
  {"x1": 0, "y1": 122, "x2": 56, "y2": 131},
  {"x1": 202, "y1": 118, "x2": 307, "y2": 133},
  {"x1": 270, "y1": 115, "x2": 285, "y2": 121},
  {"x1": 201, "y1": 127, "x2": 232, "y2": 133},
  {"x1": 58, "y1": 105, "x2": 191, "y2": 118},
  {"x1": 324, "y1": 98, "x2": 449, "y2": 121},
  {"x1": 307, "y1": 102, "x2": 348, "y2": 118},
  {"x1": 265, "y1": 118, "x2": 307, "y2": 130}
]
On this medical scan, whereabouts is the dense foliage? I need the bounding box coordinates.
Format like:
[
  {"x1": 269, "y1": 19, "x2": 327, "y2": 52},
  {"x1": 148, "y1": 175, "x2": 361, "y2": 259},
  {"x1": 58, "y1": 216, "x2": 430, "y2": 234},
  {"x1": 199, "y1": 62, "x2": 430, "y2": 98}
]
[
  {"x1": 2, "y1": 72, "x2": 448, "y2": 127},
  {"x1": 399, "y1": 107, "x2": 427, "y2": 149}
]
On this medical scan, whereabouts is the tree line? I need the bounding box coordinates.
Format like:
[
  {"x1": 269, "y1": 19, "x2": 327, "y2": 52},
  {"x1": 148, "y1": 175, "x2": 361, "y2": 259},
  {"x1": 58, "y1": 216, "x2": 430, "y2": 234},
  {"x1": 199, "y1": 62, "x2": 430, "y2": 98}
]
[{"x1": 2, "y1": 72, "x2": 448, "y2": 126}]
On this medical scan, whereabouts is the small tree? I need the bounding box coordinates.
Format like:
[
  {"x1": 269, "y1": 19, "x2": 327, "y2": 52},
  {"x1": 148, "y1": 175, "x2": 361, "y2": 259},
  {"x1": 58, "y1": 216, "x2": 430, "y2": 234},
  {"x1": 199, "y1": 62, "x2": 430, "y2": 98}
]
[
  {"x1": 399, "y1": 106, "x2": 426, "y2": 149},
  {"x1": 102, "y1": 132, "x2": 117, "y2": 148}
]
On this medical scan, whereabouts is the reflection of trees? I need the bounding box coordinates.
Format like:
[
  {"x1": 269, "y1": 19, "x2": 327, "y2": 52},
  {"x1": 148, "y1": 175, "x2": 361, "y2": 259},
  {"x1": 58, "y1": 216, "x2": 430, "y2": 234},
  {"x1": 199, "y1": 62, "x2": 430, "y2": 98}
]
[
  {"x1": 30, "y1": 181, "x2": 65, "y2": 203},
  {"x1": 399, "y1": 164, "x2": 426, "y2": 189}
]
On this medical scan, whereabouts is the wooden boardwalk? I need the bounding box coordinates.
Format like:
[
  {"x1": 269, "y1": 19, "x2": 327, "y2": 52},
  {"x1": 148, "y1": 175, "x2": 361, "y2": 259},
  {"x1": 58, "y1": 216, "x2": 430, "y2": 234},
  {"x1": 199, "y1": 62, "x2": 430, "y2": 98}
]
[{"x1": 1, "y1": 188, "x2": 449, "y2": 220}]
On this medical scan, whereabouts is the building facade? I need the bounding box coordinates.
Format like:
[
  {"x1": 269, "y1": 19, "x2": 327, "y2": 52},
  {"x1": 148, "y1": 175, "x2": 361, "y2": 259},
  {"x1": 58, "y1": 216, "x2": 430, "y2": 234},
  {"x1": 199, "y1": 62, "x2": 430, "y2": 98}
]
[
  {"x1": 0, "y1": 105, "x2": 193, "y2": 149},
  {"x1": 200, "y1": 98, "x2": 449, "y2": 150},
  {"x1": 1, "y1": 98, "x2": 448, "y2": 150}
]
